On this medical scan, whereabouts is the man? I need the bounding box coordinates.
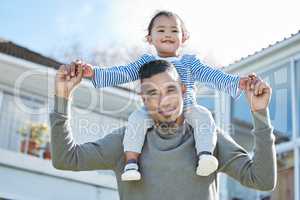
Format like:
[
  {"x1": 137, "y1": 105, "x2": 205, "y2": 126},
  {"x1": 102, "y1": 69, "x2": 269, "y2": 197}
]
[{"x1": 50, "y1": 60, "x2": 276, "y2": 200}]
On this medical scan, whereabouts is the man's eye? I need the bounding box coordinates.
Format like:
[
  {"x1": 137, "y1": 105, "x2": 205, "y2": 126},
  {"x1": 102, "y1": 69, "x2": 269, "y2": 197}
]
[
  {"x1": 148, "y1": 92, "x2": 159, "y2": 96},
  {"x1": 167, "y1": 88, "x2": 177, "y2": 93}
]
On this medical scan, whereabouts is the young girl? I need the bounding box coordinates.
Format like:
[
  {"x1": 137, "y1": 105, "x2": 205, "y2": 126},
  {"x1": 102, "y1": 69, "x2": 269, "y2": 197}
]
[{"x1": 71, "y1": 10, "x2": 252, "y2": 181}]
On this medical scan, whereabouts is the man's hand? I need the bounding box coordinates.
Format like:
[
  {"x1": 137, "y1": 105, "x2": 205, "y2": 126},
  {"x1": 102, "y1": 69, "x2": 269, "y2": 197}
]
[
  {"x1": 244, "y1": 76, "x2": 272, "y2": 112},
  {"x1": 55, "y1": 62, "x2": 84, "y2": 99}
]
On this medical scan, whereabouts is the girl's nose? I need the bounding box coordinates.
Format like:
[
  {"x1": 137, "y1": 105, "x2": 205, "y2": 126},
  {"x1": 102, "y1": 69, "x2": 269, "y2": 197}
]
[{"x1": 164, "y1": 32, "x2": 171, "y2": 38}]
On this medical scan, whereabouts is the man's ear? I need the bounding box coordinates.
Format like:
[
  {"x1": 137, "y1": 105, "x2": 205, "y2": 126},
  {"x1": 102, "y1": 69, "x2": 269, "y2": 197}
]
[
  {"x1": 181, "y1": 84, "x2": 187, "y2": 95},
  {"x1": 139, "y1": 92, "x2": 147, "y2": 104}
]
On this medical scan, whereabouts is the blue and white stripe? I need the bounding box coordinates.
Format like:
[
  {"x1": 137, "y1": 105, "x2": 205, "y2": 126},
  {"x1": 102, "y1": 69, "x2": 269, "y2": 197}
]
[{"x1": 92, "y1": 54, "x2": 241, "y2": 106}]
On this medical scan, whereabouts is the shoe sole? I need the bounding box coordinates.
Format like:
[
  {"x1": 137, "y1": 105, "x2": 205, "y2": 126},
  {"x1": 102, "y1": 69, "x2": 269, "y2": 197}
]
[
  {"x1": 121, "y1": 170, "x2": 141, "y2": 181},
  {"x1": 196, "y1": 156, "x2": 218, "y2": 176}
]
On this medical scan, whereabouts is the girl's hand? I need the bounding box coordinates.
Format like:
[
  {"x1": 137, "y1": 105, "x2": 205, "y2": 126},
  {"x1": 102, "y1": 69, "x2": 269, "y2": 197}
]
[
  {"x1": 239, "y1": 73, "x2": 257, "y2": 90},
  {"x1": 82, "y1": 63, "x2": 94, "y2": 78},
  {"x1": 64, "y1": 60, "x2": 94, "y2": 79}
]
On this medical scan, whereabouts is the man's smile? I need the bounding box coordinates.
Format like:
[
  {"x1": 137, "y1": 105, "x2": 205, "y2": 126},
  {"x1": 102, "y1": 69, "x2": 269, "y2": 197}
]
[{"x1": 158, "y1": 106, "x2": 177, "y2": 116}]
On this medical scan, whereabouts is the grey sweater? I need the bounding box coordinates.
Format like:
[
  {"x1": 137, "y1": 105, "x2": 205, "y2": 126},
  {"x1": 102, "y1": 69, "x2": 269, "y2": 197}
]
[{"x1": 50, "y1": 96, "x2": 277, "y2": 200}]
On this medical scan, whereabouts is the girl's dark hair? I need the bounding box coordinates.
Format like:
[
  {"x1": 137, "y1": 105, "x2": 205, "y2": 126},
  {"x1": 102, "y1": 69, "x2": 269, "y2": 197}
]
[{"x1": 146, "y1": 10, "x2": 190, "y2": 40}]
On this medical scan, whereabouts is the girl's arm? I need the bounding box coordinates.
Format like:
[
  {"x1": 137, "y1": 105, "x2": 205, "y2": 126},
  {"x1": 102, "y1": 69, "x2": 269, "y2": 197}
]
[
  {"x1": 189, "y1": 55, "x2": 241, "y2": 99},
  {"x1": 91, "y1": 54, "x2": 154, "y2": 88}
]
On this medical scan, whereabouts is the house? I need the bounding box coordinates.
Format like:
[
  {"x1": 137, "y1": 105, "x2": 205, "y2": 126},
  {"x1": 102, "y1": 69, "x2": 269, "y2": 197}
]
[
  {"x1": 214, "y1": 31, "x2": 300, "y2": 200},
  {"x1": 1, "y1": 29, "x2": 299, "y2": 199},
  {"x1": 0, "y1": 38, "x2": 141, "y2": 200}
]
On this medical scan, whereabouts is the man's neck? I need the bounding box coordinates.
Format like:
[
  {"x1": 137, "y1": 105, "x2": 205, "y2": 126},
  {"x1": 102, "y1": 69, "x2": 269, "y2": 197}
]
[{"x1": 154, "y1": 115, "x2": 184, "y2": 135}]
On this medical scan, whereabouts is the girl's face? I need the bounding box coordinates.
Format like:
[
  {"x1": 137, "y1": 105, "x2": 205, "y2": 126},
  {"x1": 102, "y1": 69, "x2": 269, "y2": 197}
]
[{"x1": 147, "y1": 15, "x2": 186, "y2": 57}]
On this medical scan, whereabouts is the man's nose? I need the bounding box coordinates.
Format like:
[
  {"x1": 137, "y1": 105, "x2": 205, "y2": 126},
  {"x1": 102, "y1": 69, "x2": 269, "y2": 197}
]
[{"x1": 159, "y1": 95, "x2": 172, "y2": 107}]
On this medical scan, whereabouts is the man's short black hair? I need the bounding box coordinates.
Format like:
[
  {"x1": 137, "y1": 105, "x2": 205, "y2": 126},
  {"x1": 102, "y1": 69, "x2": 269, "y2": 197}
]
[{"x1": 139, "y1": 60, "x2": 175, "y2": 80}]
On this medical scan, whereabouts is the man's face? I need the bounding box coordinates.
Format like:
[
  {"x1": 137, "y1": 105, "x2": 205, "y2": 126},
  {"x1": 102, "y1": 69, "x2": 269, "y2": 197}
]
[{"x1": 140, "y1": 69, "x2": 185, "y2": 123}]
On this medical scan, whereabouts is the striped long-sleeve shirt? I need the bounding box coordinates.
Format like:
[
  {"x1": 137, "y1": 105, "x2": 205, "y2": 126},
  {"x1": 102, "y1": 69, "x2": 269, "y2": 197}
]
[{"x1": 91, "y1": 54, "x2": 241, "y2": 106}]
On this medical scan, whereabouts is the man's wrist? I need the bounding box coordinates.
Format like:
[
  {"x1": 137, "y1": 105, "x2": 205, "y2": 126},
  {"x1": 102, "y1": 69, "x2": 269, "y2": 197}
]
[
  {"x1": 54, "y1": 95, "x2": 71, "y2": 115},
  {"x1": 55, "y1": 89, "x2": 71, "y2": 100},
  {"x1": 251, "y1": 109, "x2": 272, "y2": 130}
]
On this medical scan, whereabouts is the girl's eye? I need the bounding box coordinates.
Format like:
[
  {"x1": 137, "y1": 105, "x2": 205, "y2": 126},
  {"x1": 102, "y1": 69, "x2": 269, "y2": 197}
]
[
  {"x1": 157, "y1": 30, "x2": 165, "y2": 32},
  {"x1": 172, "y1": 30, "x2": 179, "y2": 33}
]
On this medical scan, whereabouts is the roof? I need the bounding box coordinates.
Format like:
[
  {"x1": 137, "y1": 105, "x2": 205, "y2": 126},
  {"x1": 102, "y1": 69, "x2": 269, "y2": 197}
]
[
  {"x1": 0, "y1": 38, "x2": 133, "y2": 92},
  {"x1": 226, "y1": 30, "x2": 300, "y2": 69},
  {"x1": 0, "y1": 38, "x2": 62, "y2": 69}
]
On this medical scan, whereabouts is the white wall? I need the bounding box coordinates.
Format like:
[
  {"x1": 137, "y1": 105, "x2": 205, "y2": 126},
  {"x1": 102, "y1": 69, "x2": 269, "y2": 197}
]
[{"x1": 0, "y1": 165, "x2": 118, "y2": 200}]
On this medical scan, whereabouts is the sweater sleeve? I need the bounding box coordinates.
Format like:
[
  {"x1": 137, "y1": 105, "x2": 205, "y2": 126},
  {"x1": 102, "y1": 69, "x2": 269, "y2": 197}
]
[
  {"x1": 218, "y1": 109, "x2": 277, "y2": 191},
  {"x1": 50, "y1": 96, "x2": 124, "y2": 171},
  {"x1": 91, "y1": 54, "x2": 154, "y2": 88},
  {"x1": 189, "y1": 55, "x2": 241, "y2": 99}
]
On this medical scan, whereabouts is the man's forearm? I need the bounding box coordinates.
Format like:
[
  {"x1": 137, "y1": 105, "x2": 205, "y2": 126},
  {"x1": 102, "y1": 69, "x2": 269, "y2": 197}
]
[
  {"x1": 50, "y1": 95, "x2": 74, "y2": 169},
  {"x1": 247, "y1": 109, "x2": 277, "y2": 191}
]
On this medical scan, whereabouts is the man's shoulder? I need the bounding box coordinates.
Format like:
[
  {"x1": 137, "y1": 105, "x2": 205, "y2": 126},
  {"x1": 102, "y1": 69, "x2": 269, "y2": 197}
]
[
  {"x1": 104, "y1": 126, "x2": 126, "y2": 140},
  {"x1": 215, "y1": 128, "x2": 247, "y2": 158},
  {"x1": 95, "y1": 126, "x2": 126, "y2": 156},
  {"x1": 216, "y1": 128, "x2": 238, "y2": 148}
]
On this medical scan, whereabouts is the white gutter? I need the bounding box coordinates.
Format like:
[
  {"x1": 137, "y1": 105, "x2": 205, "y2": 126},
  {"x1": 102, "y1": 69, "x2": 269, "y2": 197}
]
[{"x1": 226, "y1": 32, "x2": 300, "y2": 71}]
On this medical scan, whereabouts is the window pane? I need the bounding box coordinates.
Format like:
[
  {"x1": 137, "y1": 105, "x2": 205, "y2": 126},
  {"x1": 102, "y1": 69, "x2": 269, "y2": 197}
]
[
  {"x1": 196, "y1": 86, "x2": 216, "y2": 112},
  {"x1": 197, "y1": 96, "x2": 215, "y2": 112},
  {"x1": 295, "y1": 59, "x2": 300, "y2": 138},
  {"x1": 261, "y1": 64, "x2": 292, "y2": 141}
]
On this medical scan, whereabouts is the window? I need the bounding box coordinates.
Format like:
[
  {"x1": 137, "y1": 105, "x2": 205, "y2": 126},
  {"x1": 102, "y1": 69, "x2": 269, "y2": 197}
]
[
  {"x1": 231, "y1": 63, "x2": 292, "y2": 144},
  {"x1": 295, "y1": 59, "x2": 300, "y2": 138},
  {"x1": 260, "y1": 64, "x2": 292, "y2": 140},
  {"x1": 0, "y1": 90, "x2": 46, "y2": 152}
]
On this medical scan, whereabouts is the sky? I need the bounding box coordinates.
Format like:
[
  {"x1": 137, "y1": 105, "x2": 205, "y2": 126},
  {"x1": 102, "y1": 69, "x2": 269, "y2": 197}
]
[{"x1": 1, "y1": 0, "x2": 300, "y2": 66}]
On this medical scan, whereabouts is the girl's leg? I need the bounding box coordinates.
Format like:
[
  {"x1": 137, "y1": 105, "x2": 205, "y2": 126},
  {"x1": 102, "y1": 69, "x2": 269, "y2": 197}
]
[
  {"x1": 184, "y1": 104, "x2": 218, "y2": 176},
  {"x1": 122, "y1": 106, "x2": 154, "y2": 181}
]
